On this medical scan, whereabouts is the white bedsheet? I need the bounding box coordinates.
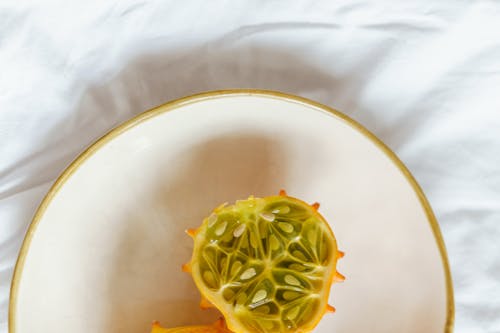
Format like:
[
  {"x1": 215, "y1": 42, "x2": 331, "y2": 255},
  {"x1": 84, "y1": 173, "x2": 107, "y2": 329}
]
[{"x1": 1, "y1": 1, "x2": 499, "y2": 332}]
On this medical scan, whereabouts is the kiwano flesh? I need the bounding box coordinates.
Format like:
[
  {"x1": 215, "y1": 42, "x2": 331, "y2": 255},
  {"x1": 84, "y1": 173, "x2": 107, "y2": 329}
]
[{"x1": 184, "y1": 191, "x2": 344, "y2": 333}]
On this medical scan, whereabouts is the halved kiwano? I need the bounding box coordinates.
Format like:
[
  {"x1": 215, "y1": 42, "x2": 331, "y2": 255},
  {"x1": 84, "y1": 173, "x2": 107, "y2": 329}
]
[
  {"x1": 184, "y1": 191, "x2": 344, "y2": 333},
  {"x1": 150, "y1": 318, "x2": 231, "y2": 333}
]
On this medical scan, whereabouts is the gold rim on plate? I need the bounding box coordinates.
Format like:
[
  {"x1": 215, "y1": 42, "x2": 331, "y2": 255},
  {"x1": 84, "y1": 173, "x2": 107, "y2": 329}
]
[{"x1": 9, "y1": 89, "x2": 454, "y2": 333}]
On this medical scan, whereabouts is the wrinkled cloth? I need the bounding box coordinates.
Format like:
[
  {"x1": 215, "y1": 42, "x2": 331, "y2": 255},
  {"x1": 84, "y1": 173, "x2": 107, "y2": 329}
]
[{"x1": 1, "y1": 1, "x2": 500, "y2": 332}]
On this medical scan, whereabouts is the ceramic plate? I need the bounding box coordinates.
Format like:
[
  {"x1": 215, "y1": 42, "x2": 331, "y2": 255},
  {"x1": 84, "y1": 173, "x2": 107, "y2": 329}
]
[{"x1": 9, "y1": 90, "x2": 454, "y2": 333}]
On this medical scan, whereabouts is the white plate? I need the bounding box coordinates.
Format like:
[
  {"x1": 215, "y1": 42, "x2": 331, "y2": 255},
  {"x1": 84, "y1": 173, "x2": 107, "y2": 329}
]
[{"x1": 9, "y1": 90, "x2": 454, "y2": 333}]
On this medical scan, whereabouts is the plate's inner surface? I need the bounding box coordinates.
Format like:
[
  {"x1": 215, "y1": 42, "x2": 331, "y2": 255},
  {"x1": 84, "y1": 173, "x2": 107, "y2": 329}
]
[{"x1": 14, "y1": 94, "x2": 447, "y2": 333}]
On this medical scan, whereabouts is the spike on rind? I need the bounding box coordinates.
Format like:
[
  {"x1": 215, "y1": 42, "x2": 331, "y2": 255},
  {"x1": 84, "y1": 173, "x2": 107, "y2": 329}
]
[
  {"x1": 200, "y1": 296, "x2": 213, "y2": 309},
  {"x1": 151, "y1": 321, "x2": 168, "y2": 333},
  {"x1": 338, "y1": 250, "x2": 345, "y2": 258},
  {"x1": 326, "y1": 304, "x2": 336, "y2": 313},
  {"x1": 311, "y1": 202, "x2": 320, "y2": 210},
  {"x1": 279, "y1": 189, "x2": 287, "y2": 196},
  {"x1": 334, "y1": 272, "x2": 345, "y2": 282},
  {"x1": 182, "y1": 262, "x2": 192, "y2": 273},
  {"x1": 213, "y1": 317, "x2": 225, "y2": 328},
  {"x1": 186, "y1": 228, "x2": 197, "y2": 237}
]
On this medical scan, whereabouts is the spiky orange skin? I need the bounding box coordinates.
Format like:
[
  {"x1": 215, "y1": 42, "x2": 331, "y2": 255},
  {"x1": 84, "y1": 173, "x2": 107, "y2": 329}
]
[{"x1": 185, "y1": 193, "x2": 344, "y2": 333}]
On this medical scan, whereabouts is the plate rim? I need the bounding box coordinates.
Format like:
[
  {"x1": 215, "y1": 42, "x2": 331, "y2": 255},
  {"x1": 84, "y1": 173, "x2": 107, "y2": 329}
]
[{"x1": 8, "y1": 89, "x2": 454, "y2": 333}]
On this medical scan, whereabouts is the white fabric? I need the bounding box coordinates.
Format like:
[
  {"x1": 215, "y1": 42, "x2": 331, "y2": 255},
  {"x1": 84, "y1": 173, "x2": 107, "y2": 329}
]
[{"x1": 1, "y1": 1, "x2": 499, "y2": 332}]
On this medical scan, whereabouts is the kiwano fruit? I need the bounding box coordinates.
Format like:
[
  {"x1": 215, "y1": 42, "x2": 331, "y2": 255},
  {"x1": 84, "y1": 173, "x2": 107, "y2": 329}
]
[
  {"x1": 150, "y1": 318, "x2": 231, "y2": 333},
  {"x1": 183, "y1": 191, "x2": 344, "y2": 333}
]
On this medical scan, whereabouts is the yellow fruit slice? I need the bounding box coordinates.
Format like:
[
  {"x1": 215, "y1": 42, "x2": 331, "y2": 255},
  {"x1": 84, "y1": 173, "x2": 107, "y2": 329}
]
[
  {"x1": 150, "y1": 318, "x2": 231, "y2": 333},
  {"x1": 185, "y1": 191, "x2": 344, "y2": 333}
]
